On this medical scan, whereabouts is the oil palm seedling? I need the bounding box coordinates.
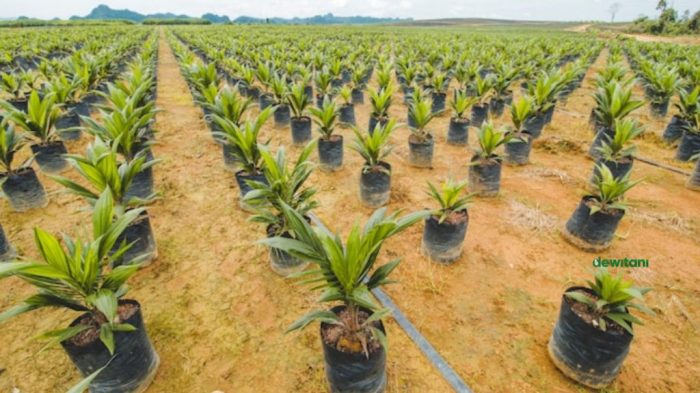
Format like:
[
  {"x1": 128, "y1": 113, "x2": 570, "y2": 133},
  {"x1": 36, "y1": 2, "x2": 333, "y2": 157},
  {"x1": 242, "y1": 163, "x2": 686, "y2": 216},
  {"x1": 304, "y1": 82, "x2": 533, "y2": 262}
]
[
  {"x1": 422, "y1": 179, "x2": 474, "y2": 263},
  {"x1": 505, "y1": 96, "x2": 534, "y2": 165},
  {"x1": 0, "y1": 190, "x2": 160, "y2": 393},
  {"x1": 429, "y1": 72, "x2": 449, "y2": 114},
  {"x1": 202, "y1": 85, "x2": 254, "y2": 150},
  {"x1": 0, "y1": 124, "x2": 47, "y2": 211},
  {"x1": 590, "y1": 81, "x2": 644, "y2": 159},
  {"x1": 562, "y1": 164, "x2": 640, "y2": 251},
  {"x1": 407, "y1": 93, "x2": 436, "y2": 168},
  {"x1": 490, "y1": 61, "x2": 517, "y2": 117},
  {"x1": 261, "y1": 202, "x2": 427, "y2": 393},
  {"x1": 351, "y1": 64, "x2": 368, "y2": 104},
  {"x1": 53, "y1": 138, "x2": 159, "y2": 265},
  {"x1": 244, "y1": 143, "x2": 318, "y2": 276},
  {"x1": 375, "y1": 62, "x2": 393, "y2": 92},
  {"x1": 368, "y1": 84, "x2": 394, "y2": 134},
  {"x1": 664, "y1": 86, "x2": 699, "y2": 144},
  {"x1": 470, "y1": 75, "x2": 492, "y2": 127},
  {"x1": 255, "y1": 61, "x2": 275, "y2": 109},
  {"x1": 80, "y1": 99, "x2": 159, "y2": 201},
  {"x1": 314, "y1": 68, "x2": 334, "y2": 108},
  {"x1": 214, "y1": 107, "x2": 274, "y2": 209},
  {"x1": 288, "y1": 83, "x2": 313, "y2": 146},
  {"x1": 591, "y1": 119, "x2": 644, "y2": 183},
  {"x1": 0, "y1": 71, "x2": 29, "y2": 112},
  {"x1": 642, "y1": 63, "x2": 681, "y2": 118},
  {"x1": 2, "y1": 91, "x2": 67, "y2": 173},
  {"x1": 549, "y1": 268, "x2": 653, "y2": 389},
  {"x1": 270, "y1": 75, "x2": 291, "y2": 127},
  {"x1": 469, "y1": 122, "x2": 512, "y2": 197},
  {"x1": 524, "y1": 71, "x2": 561, "y2": 136},
  {"x1": 44, "y1": 73, "x2": 82, "y2": 140},
  {"x1": 352, "y1": 120, "x2": 397, "y2": 207},
  {"x1": 309, "y1": 98, "x2": 342, "y2": 171},
  {"x1": 337, "y1": 86, "x2": 356, "y2": 127},
  {"x1": 447, "y1": 90, "x2": 477, "y2": 145},
  {"x1": 677, "y1": 112, "x2": 700, "y2": 161},
  {"x1": 240, "y1": 66, "x2": 259, "y2": 99}
]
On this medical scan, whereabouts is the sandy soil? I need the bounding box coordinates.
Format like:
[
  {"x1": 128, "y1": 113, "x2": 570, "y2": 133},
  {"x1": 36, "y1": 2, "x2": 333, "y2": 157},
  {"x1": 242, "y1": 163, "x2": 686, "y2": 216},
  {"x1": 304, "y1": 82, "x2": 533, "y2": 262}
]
[
  {"x1": 1, "y1": 31, "x2": 699, "y2": 393},
  {"x1": 567, "y1": 24, "x2": 592, "y2": 33}
]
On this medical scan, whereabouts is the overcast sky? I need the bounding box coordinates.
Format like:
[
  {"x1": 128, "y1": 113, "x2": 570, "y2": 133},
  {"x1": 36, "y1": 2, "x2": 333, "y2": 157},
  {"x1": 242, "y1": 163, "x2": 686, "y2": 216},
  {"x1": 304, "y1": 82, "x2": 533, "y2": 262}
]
[{"x1": 2, "y1": 0, "x2": 698, "y2": 22}]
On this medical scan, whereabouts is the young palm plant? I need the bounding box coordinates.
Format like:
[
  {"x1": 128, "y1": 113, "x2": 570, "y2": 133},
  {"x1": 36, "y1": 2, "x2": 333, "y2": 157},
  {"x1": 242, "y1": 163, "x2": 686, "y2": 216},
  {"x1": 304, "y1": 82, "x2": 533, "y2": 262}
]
[
  {"x1": 352, "y1": 119, "x2": 397, "y2": 207},
  {"x1": 470, "y1": 75, "x2": 492, "y2": 127},
  {"x1": 288, "y1": 83, "x2": 313, "y2": 146},
  {"x1": 592, "y1": 118, "x2": 644, "y2": 183},
  {"x1": 368, "y1": 85, "x2": 394, "y2": 134},
  {"x1": 422, "y1": 179, "x2": 474, "y2": 263},
  {"x1": 664, "y1": 86, "x2": 699, "y2": 144},
  {"x1": 244, "y1": 143, "x2": 318, "y2": 276},
  {"x1": 0, "y1": 189, "x2": 159, "y2": 392},
  {"x1": 309, "y1": 98, "x2": 343, "y2": 171},
  {"x1": 337, "y1": 86, "x2": 356, "y2": 127},
  {"x1": 590, "y1": 81, "x2": 644, "y2": 159},
  {"x1": 505, "y1": 96, "x2": 534, "y2": 165},
  {"x1": 213, "y1": 107, "x2": 274, "y2": 208},
  {"x1": 447, "y1": 90, "x2": 477, "y2": 145},
  {"x1": 0, "y1": 124, "x2": 47, "y2": 211},
  {"x1": 407, "y1": 93, "x2": 436, "y2": 168},
  {"x1": 469, "y1": 122, "x2": 512, "y2": 197},
  {"x1": 52, "y1": 138, "x2": 158, "y2": 265},
  {"x1": 563, "y1": 164, "x2": 640, "y2": 251},
  {"x1": 2, "y1": 91, "x2": 67, "y2": 173},
  {"x1": 261, "y1": 202, "x2": 427, "y2": 392},
  {"x1": 201, "y1": 85, "x2": 254, "y2": 144},
  {"x1": 550, "y1": 268, "x2": 653, "y2": 389}
]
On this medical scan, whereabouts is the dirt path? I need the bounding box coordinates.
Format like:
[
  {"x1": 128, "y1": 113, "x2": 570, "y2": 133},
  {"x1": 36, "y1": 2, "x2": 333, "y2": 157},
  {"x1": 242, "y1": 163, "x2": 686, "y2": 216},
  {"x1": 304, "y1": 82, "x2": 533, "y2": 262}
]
[{"x1": 566, "y1": 23, "x2": 591, "y2": 33}]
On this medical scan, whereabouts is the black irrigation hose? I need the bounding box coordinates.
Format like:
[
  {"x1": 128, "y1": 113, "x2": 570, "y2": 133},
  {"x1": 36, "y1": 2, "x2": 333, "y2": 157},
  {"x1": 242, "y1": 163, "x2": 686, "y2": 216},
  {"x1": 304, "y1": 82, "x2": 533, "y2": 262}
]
[
  {"x1": 308, "y1": 213, "x2": 473, "y2": 393},
  {"x1": 636, "y1": 156, "x2": 692, "y2": 177}
]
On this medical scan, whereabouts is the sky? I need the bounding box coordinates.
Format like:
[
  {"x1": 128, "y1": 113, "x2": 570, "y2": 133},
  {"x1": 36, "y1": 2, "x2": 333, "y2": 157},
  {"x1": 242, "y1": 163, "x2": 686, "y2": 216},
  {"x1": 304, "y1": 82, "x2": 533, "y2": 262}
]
[{"x1": 1, "y1": 0, "x2": 698, "y2": 22}]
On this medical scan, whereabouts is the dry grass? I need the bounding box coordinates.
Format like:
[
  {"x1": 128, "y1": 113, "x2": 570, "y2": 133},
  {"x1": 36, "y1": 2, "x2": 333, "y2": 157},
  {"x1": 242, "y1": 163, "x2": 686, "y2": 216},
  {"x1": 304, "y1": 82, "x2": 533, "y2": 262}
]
[
  {"x1": 508, "y1": 200, "x2": 557, "y2": 233},
  {"x1": 628, "y1": 209, "x2": 696, "y2": 235},
  {"x1": 522, "y1": 166, "x2": 579, "y2": 186},
  {"x1": 532, "y1": 136, "x2": 585, "y2": 155}
]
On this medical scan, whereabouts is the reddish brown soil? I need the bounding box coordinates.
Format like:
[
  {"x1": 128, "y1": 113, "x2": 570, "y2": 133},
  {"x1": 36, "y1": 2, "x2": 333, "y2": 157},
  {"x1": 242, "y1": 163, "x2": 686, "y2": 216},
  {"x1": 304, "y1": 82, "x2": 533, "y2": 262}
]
[
  {"x1": 70, "y1": 302, "x2": 138, "y2": 347},
  {"x1": 1, "y1": 30, "x2": 699, "y2": 393},
  {"x1": 322, "y1": 308, "x2": 381, "y2": 355}
]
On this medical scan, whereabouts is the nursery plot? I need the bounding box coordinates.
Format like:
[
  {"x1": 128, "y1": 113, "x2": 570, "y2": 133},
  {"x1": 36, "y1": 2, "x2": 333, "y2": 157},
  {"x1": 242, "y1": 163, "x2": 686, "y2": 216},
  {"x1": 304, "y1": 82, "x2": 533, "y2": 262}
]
[{"x1": 1, "y1": 24, "x2": 700, "y2": 393}]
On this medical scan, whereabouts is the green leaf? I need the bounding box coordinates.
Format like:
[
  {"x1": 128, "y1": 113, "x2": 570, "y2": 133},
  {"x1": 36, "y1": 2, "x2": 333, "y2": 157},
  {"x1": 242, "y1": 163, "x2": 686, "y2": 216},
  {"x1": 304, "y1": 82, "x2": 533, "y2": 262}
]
[
  {"x1": 286, "y1": 310, "x2": 342, "y2": 333},
  {"x1": 364, "y1": 307, "x2": 392, "y2": 326},
  {"x1": 36, "y1": 325, "x2": 90, "y2": 352},
  {"x1": 0, "y1": 303, "x2": 39, "y2": 323},
  {"x1": 34, "y1": 228, "x2": 68, "y2": 272},
  {"x1": 112, "y1": 323, "x2": 136, "y2": 332},
  {"x1": 66, "y1": 362, "x2": 109, "y2": 393},
  {"x1": 369, "y1": 326, "x2": 388, "y2": 351},
  {"x1": 89, "y1": 290, "x2": 118, "y2": 324},
  {"x1": 92, "y1": 188, "x2": 114, "y2": 240},
  {"x1": 0, "y1": 262, "x2": 31, "y2": 277},
  {"x1": 565, "y1": 291, "x2": 595, "y2": 307},
  {"x1": 605, "y1": 313, "x2": 634, "y2": 335},
  {"x1": 99, "y1": 324, "x2": 115, "y2": 355}
]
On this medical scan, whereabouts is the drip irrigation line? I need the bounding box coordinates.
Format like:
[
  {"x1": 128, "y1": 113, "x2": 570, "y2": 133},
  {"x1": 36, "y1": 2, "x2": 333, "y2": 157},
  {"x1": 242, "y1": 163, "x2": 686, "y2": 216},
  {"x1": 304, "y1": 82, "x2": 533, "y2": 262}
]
[
  {"x1": 308, "y1": 213, "x2": 473, "y2": 393},
  {"x1": 636, "y1": 156, "x2": 692, "y2": 177}
]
